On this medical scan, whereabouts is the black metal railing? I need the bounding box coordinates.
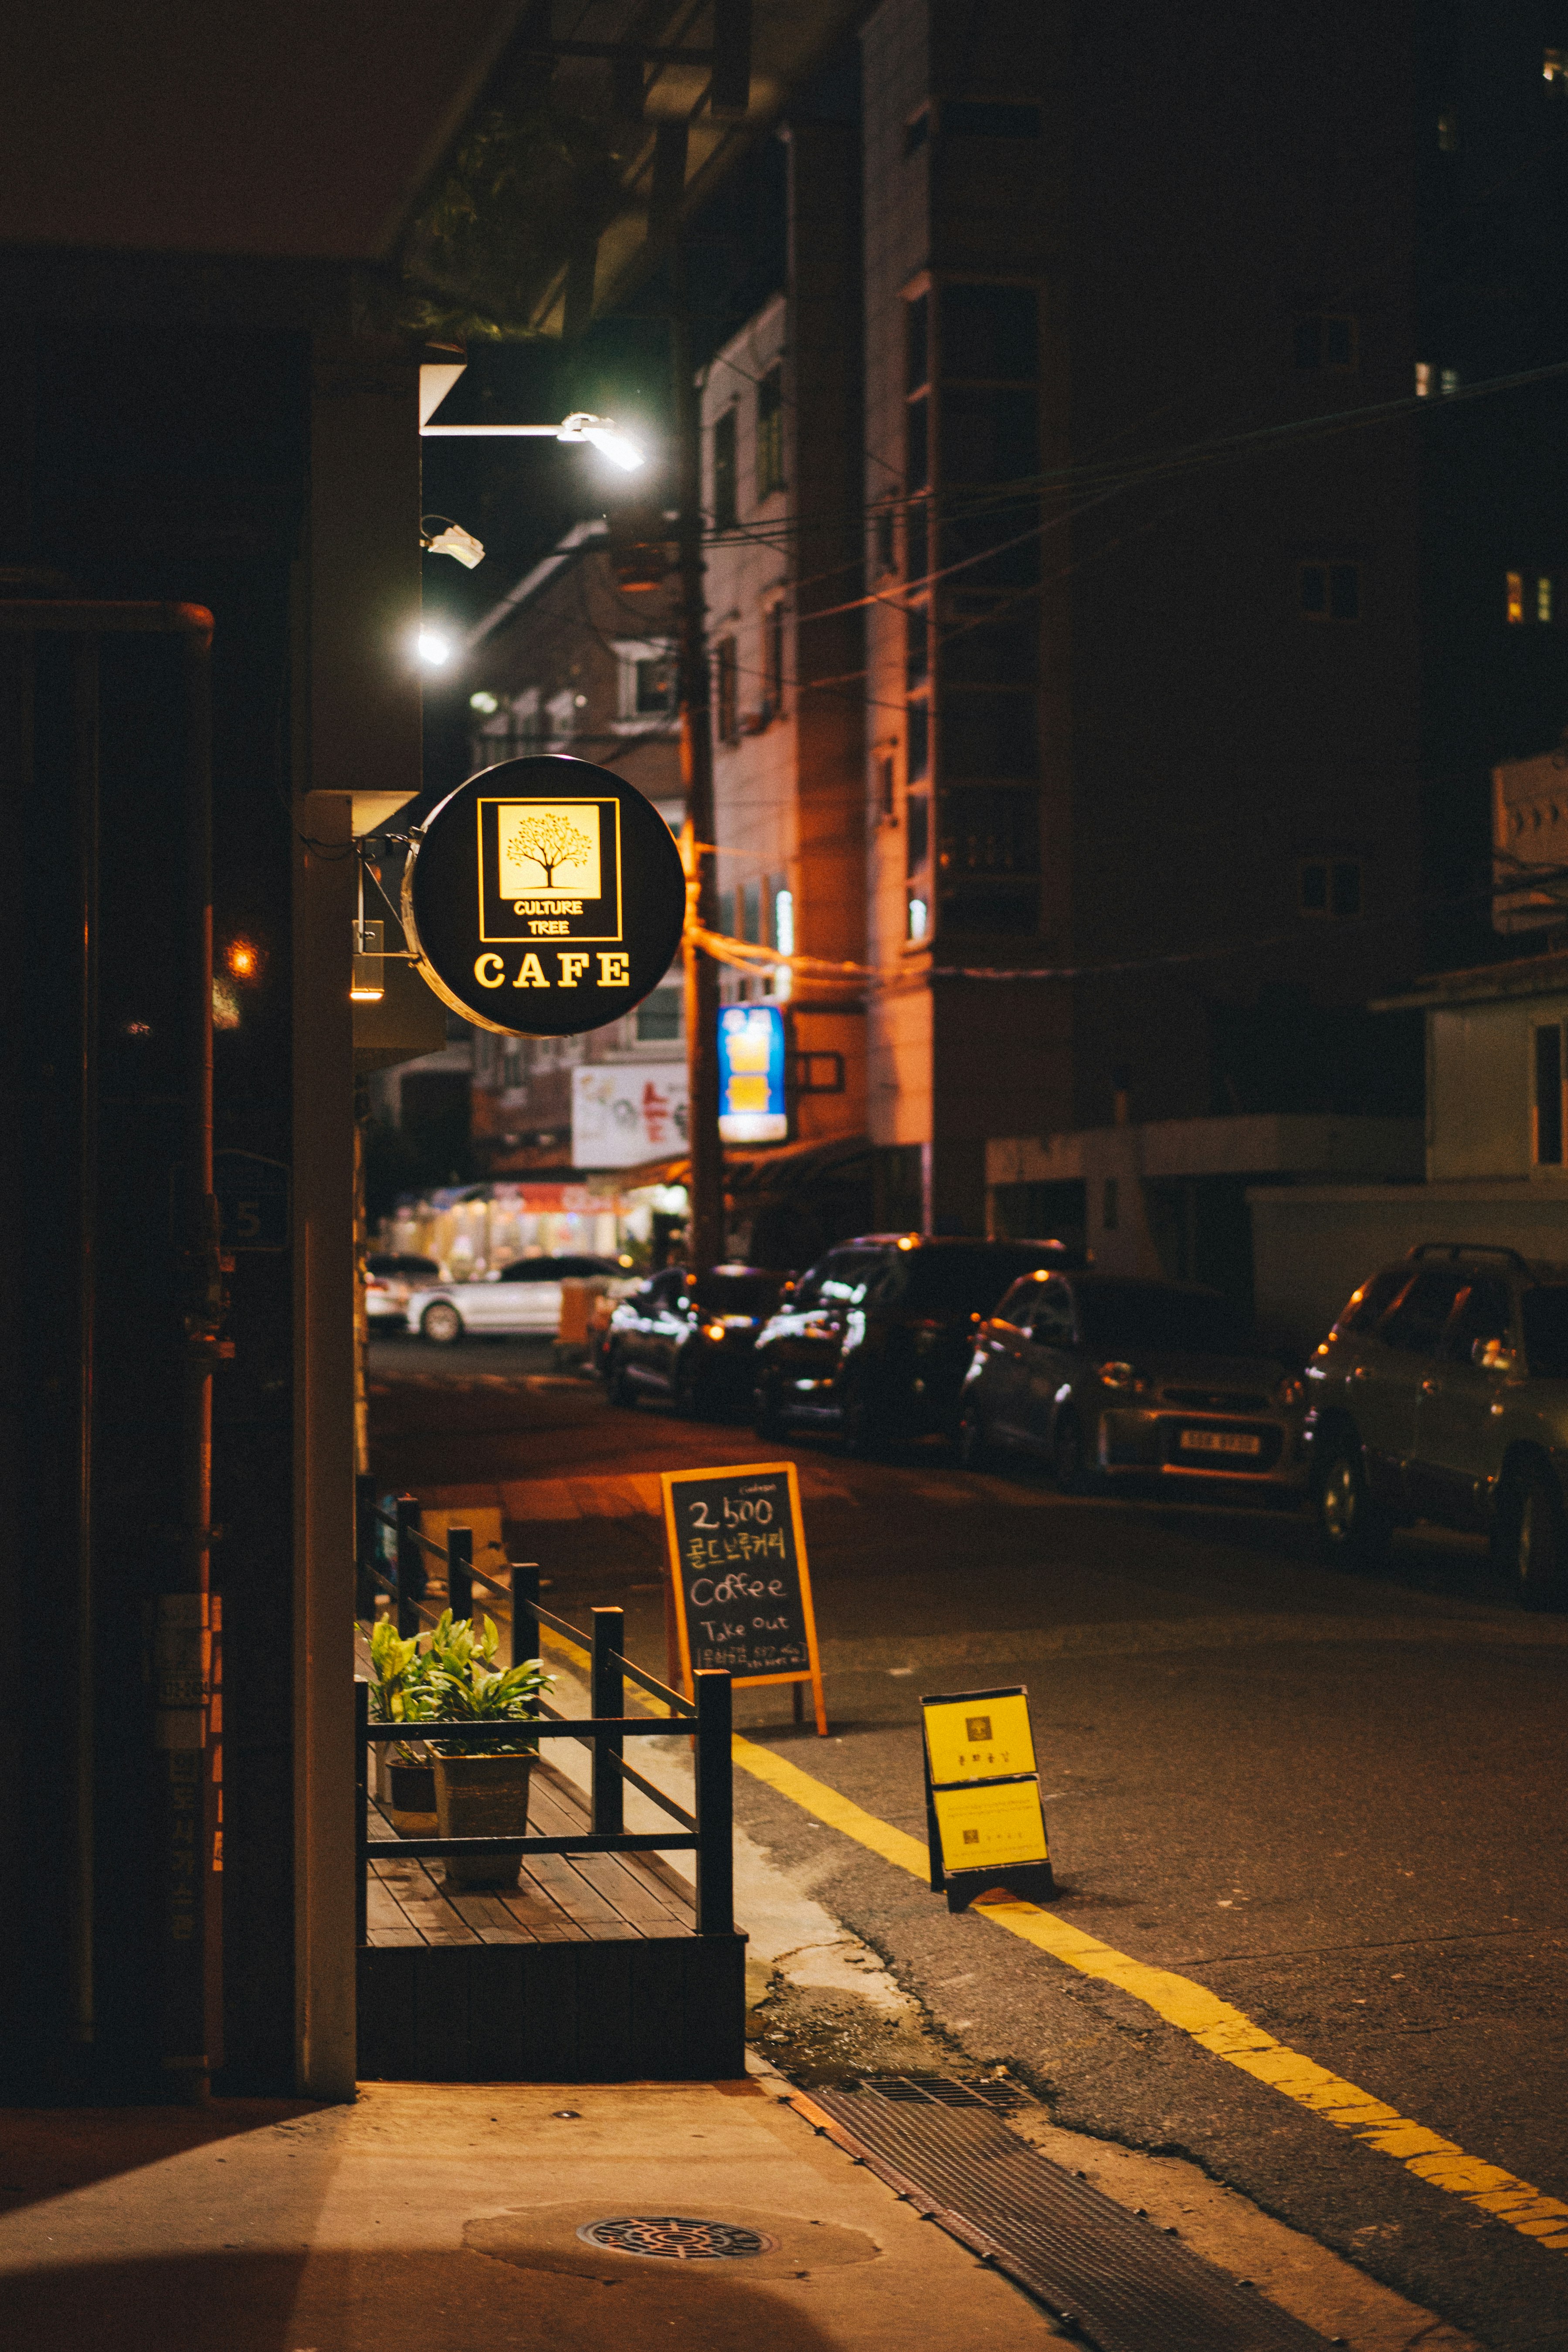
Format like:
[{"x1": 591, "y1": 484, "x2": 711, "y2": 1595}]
[{"x1": 354, "y1": 1486, "x2": 731, "y2": 1945}]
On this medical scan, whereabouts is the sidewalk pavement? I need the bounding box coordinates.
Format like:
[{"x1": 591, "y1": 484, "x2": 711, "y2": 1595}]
[{"x1": 0, "y1": 2074, "x2": 1068, "y2": 2352}]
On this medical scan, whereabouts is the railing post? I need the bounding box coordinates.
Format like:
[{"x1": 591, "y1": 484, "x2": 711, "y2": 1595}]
[
  {"x1": 591, "y1": 1607, "x2": 624, "y2": 1836},
  {"x1": 694, "y1": 1670, "x2": 733, "y2": 1937},
  {"x1": 447, "y1": 1524, "x2": 473, "y2": 1623},
  {"x1": 510, "y1": 1559, "x2": 540, "y2": 1670},
  {"x1": 394, "y1": 1494, "x2": 423, "y2": 1636},
  {"x1": 354, "y1": 1678, "x2": 370, "y2": 1947},
  {"x1": 354, "y1": 1472, "x2": 378, "y2": 1621}
]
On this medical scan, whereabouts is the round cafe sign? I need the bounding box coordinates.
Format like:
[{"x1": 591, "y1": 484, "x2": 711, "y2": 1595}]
[{"x1": 403, "y1": 754, "x2": 687, "y2": 1038}]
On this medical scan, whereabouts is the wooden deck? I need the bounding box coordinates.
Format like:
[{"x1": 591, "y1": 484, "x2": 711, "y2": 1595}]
[
  {"x1": 366, "y1": 1760, "x2": 697, "y2": 1948},
  {"x1": 357, "y1": 1756, "x2": 746, "y2": 2083}
]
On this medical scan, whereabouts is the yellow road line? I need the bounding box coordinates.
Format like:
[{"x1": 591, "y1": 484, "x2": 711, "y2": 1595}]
[{"x1": 728, "y1": 1736, "x2": 1568, "y2": 2257}]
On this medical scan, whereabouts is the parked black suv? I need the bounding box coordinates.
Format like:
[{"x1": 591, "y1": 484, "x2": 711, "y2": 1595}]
[
  {"x1": 750, "y1": 1234, "x2": 1078, "y2": 1451},
  {"x1": 1307, "y1": 1241, "x2": 1568, "y2": 1607}
]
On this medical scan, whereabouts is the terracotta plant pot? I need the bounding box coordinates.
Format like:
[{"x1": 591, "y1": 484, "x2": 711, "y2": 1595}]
[
  {"x1": 386, "y1": 1757, "x2": 438, "y2": 1836},
  {"x1": 433, "y1": 1751, "x2": 533, "y2": 1889}
]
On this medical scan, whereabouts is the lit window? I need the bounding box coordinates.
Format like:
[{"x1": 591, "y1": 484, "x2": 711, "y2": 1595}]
[
  {"x1": 1299, "y1": 561, "x2": 1361, "y2": 621},
  {"x1": 1541, "y1": 577, "x2": 1554, "y2": 625},
  {"x1": 908, "y1": 895, "x2": 929, "y2": 942},
  {"x1": 1507, "y1": 573, "x2": 1525, "y2": 624},
  {"x1": 774, "y1": 888, "x2": 795, "y2": 957},
  {"x1": 1546, "y1": 48, "x2": 1568, "y2": 86},
  {"x1": 1440, "y1": 367, "x2": 1460, "y2": 397},
  {"x1": 757, "y1": 366, "x2": 784, "y2": 499},
  {"x1": 1415, "y1": 362, "x2": 1432, "y2": 397},
  {"x1": 1299, "y1": 859, "x2": 1363, "y2": 918}
]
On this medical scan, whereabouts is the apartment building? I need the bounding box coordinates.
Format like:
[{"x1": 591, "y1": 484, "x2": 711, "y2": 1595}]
[{"x1": 702, "y1": 118, "x2": 869, "y2": 1158}]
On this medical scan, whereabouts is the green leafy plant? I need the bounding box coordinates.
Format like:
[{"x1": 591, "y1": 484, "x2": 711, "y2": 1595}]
[
  {"x1": 422, "y1": 1611, "x2": 553, "y2": 1756},
  {"x1": 366, "y1": 1619, "x2": 439, "y2": 1761}
]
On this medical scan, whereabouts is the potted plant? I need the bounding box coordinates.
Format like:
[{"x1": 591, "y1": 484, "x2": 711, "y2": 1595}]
[
  {"x1": 366, "y1": 1619, "x2": 439, "y2": 1833},
  {"x1": 424, "y1": 1612, "x2": 553, "y2": 1889}
]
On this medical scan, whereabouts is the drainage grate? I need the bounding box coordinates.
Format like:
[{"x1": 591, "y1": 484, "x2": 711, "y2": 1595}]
[
  {"x1": 804, "y1": 2085, "x2": 1331, "y2": 2352},
  {"x1": 855, "y1": 2072, "x2": 1033, "y2": 2115},
  {"x1": 576, "y1": 2217, "x2": 777, "y2": 2261}
]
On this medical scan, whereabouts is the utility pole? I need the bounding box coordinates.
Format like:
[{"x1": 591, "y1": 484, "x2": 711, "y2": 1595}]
[{"x1": 672, "y1": 257, "x2": 723, "y2": 1273}]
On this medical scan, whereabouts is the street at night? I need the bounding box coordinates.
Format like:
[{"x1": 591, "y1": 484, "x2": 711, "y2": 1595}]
[{"x1": 371, "y1": 1338, "x2": 1568, "y2": 2350}]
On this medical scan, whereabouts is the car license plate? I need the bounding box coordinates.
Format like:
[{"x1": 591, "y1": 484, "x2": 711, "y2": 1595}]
[{"x1": 1179, "y1": 1429, "x2": 1261, "y2": 1456}]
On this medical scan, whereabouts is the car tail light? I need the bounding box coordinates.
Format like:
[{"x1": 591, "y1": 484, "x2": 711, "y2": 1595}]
[{"x1": 1097, "y1": 1359, "x2": 1147, "y2": 1392}]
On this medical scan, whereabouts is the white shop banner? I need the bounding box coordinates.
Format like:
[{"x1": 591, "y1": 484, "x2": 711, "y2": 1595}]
[{"x1": 571, "y1": 1063, "x2": 689, "y2": 1168}]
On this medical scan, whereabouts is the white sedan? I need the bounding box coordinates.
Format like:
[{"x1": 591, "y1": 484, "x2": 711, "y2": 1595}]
[{"x1": 407, "y1": 1255, "x2": 624, "y2": 1344}]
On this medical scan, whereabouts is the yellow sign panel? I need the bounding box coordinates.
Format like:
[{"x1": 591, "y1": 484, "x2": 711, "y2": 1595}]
[
  {"x1": 933, "y1": 1780, "x2": 1050, "y2": 1876},
  {"x1": 923, "y1": 1691, "x2": 1037, "y2": 1788}
]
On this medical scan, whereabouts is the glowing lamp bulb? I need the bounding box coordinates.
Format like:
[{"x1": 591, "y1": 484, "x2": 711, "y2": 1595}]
[{"x1": 417, "y1": 627, "x2": 453, "y2": 667}]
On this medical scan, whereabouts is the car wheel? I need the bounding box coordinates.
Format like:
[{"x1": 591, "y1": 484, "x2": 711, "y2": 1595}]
[
  {"x1": 957, "y1": 1409, "x2": 991, "y2": 1471},
  {"x1": 1493, "y1": 1461, "x2": 1568, "y2": 1611},
  {"x1": 1051, "y1": 1408, "x2": 1093, "y2": 1493},
  {"x1": 420, "y1": 1301, "x2": 463, "y2": 1346},
  {"x1": 753, "y1": 1373, "x2": 786, "y2": 1439},
  {"x1": 607, "y1": 1349, "x2": 638, "y2": 1409},
  {"x1": 1315, "y1": 1434, "x2": 1391, "y2": 1568}
]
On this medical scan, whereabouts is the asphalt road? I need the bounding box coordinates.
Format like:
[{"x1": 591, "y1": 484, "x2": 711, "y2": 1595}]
[{"x1": 369, "y1": 1335, "x2": 1568, "y2": 2351}]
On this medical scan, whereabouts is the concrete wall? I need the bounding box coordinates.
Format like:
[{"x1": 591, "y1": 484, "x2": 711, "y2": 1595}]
[
  {"x1": 1428, "y1": 992, "x2": 1568, "y2": 1180},
  {"x1": 1250, "y1": 1181, "x2": 1568, "y2": 1363}
]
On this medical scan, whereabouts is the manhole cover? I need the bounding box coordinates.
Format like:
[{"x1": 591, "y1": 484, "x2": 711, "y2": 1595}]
[{"x1": 576, "y1": 2216, "x2": 777, "y2": 2261}]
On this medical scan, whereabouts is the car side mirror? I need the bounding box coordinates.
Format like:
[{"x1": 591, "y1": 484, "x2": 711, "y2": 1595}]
[{"x1": 1473, "y1": 1337, "x2": 1517, "y2": 1374}]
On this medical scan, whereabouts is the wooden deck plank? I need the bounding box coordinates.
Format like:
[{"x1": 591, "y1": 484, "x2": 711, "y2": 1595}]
[
  {"x1": 570, "y1": 1850, "x2": 689, "y2": 1928},
  {"x1": 523, "y1": 1850, "x2": 636, "y2": 1928}
]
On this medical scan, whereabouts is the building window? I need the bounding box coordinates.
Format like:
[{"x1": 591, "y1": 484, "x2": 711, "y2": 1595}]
[
  {"x1": 764, "y1": 599, "x2": 786, "y2": 718},
  {"x1": 741, "y1": 878, "x2": 762, "y2": 945},
  {"x1": 1506, "y1": 571, "x2": 1560, "y2": 624},
  {"x1": 1294, "y1": 313, "x2": 1358, "y2": 370},
  {"x1": 906, "y1": 292, "x2": 930, "y2": 393},
  {"x1": 908, "y1": 894, "x2": 929, "y2": 941},
  {"x1": 713, "y1": 406, "x2": 738, "y2": 531},
  {"x1": 906, "y1": 792, "x2": 930, "y2": 875},
  {"x1": 1535, "y1": 1022, "x2": 1565, "y2": 1167},
  {"x1": 715, "y1": 637, "x2": 739, "y2": 741},
  {"x1": 716, "y1": 887, "x2": 735, "y2": 940},
  {"x1": 774, "y1": 886, "x2": 795, "y2": 957},
  {"x1": 907, "y1": 700, "x2": 930, "y2": 782},
  {"x1": 874, "y1": 505, "x2": 896, "y2": 573},
  {"x1": 1547, "y1": 48, "x2": 1568, "y2": 87},
  {"x1": 942, "y1": 101, "x2": 1042, "y2": 139},
  {"x1": 1299, "y1": 561, "x2": 1361, "y2": 621},
  {"x1": 636, "y1": 985, "x2": 682, "y2": 1043},
  {"x1": 938, "y1": 786, "x2": 1041, "y2": 933},
  {"x1": 878, "y1": 753, "x2": 896, "y2": 822},
  {"x1": 905, "y1": 602, "x2": 929, "y2": 687},
  {"x1": 906, "y1": 393, "x2": 929, "y2": 492},
  {"x1": 906, "y1": 499, "x2": 929, "y2": 584},
  {"x1": 1299, "y1": 858, "x2": 1363, "y2": 918},
  {"x1": 612, "y1": 640, "x2": 677, "y2": 719},
  {"x1": 904, "y1": 110, "x2": 929, "y2": 157},
  {"x1": 757, "y1": 365, "x2": 784, "y2": 499},
  {"x1": 940, "y1": 284, "x2": 1039, "y2": 383},
  {"x1": 1440, "y1": 366, "x2": 1460, "y2": 396},
  {"x1": 1415, "y1": 361, "x2": 1432, "y2": 397}
]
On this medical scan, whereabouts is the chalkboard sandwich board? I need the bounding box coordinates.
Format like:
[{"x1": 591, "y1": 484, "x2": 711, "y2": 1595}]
[
  {"x1": 660, "y1": 1461, "x2": 827, "y2": 1735},
  {"x1": 921, "y1": 1684, "x2": 1053, "y2": 1913}
]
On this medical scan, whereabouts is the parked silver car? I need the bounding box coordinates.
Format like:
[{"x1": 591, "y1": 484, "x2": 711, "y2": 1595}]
[
  {"x1": 1305, "y1": 1242, "x2": 1568, "y2": 1607},
  {"x1": 407, "y1": 1253, "x2": 623, "y2": 1344},
  {"x1": 958, "y1": 1270, "x2": 1308, "y2": 1495}
]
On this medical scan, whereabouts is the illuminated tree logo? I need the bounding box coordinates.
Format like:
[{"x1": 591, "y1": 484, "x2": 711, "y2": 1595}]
[
  {"x1": 496, "y1": 801, "x2": 603, "y2": 901},
  {"x1": 506, "y1": 810, "x2": 593, "y2": 886}
]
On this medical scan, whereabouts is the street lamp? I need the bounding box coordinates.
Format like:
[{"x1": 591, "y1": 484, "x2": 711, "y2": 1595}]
[{"x1": 421, "y1": 410, "x2": 646, "y2": 471}]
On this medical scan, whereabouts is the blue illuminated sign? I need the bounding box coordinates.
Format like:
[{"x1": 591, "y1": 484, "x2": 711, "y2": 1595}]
[{"x1": 717, "y1": 1003, "x2": 787, "y2": 1143}]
